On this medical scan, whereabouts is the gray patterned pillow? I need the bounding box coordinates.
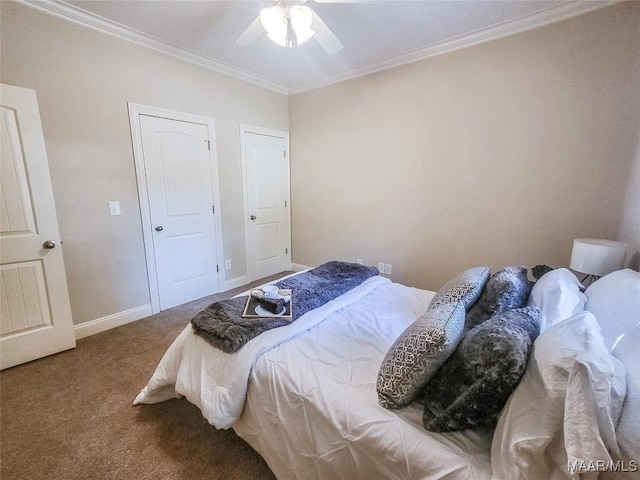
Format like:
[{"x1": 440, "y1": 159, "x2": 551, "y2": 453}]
[
  {"x1": 465, "y1": 265, "x2": 532, "y2": 331},
  {"x1": 377, "y1": 303, "x2": 465, "y2": 409},
  {"x1": 427, "y1": 267, "x2": 490, "y2": 312},
  {"x1": 421, "y1": 306, "x2": 541, "y2": 432}
]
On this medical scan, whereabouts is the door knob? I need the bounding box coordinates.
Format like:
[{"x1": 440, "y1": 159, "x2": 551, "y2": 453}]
[
  {"x1": 250, "y1": 215, "x2": 256, "y2": 220},
  {"x1": 155, "y1": 226, "x2": 164, "y2": 232},
  {"x1": 43, "y1": 240, "x2": 56, "y2": 249}
]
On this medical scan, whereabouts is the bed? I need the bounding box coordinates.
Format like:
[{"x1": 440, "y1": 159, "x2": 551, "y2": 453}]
[{"x1": 134, "y1": 262, "x2": 639, "y2": 479}]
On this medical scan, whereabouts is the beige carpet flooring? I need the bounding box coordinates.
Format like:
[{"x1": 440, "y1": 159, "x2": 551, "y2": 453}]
[{"x1": 0, "y1": 274, "x2": 290, "y2": 480}]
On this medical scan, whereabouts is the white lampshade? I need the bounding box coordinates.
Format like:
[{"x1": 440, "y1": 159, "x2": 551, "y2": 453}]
[
  {"x1": 260, "y1": 5, "x2": 314, "y2": 48},
  {"x1": 570, "y1": 238, "x2": 627, "y2": 277}
]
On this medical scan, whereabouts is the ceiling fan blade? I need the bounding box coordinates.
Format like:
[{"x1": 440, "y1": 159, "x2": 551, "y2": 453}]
[
  {"x1": 311, "y1": 11, "x2": 343, "y2": 54},
  {"x1": 235, "y1": 16, "x2": 264, "y2": 46}
]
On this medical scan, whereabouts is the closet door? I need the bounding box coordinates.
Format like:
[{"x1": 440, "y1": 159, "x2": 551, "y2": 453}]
[
  {"x1": 138, "y1": 114, "x2": 221, "y2": 310},
  {"x1": 242, "y1": 126, "x2": 291, "y2": 281}
]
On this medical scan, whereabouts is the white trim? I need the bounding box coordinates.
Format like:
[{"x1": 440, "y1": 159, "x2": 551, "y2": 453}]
[
  {"x1": 240, "y1": 124, "x2": 292, "y2": 283},
  {"x1": 74, "y1": 304, "x2": 152, "y2": 340},
  {"x1": 291, "y1": 263, "x2": 311, "y2": 272},
  {"x1": 222, "y1": 275, "x2": 249, "y2": 293},
  {"x1": 19, "y1": 0, "x2": 288, "y2": 94},
  {"x1": 128, "y1": 103, "x2": 225, "y2": 314},
  {"x1": 18, "y1": 0, "x2": 618, "y2": 95}
]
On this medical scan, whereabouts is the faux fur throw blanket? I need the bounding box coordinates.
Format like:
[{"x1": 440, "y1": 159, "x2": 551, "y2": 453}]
[{"x1": 191, "y1": 261, "x2": 379, "y2": 353}]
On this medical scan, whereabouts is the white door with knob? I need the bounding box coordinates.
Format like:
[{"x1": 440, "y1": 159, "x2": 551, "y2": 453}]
[
  {"x1": 0, "y1": 84, "x2": 75, "y2": 370},
  {"x1": 131, "y1": 105, "x2": 223, "y2": 312},
  {"x1": 241, "y1": 126, "x2": 291, "y2": 281}
]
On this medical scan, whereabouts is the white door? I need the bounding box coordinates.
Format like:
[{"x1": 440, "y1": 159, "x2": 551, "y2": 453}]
[
  {"x1": 242, "y1": 127, "x2": 291, "y2": 281},
  {"x1": 0, "y1": 84, "x2": 75, "y2": 370},
  {"x1": 139, "y1": 114, "x2": 220, "y2": 311}
]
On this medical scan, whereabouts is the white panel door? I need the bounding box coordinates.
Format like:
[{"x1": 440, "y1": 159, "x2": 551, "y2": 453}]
[
  {"x1": 243, "y1": 129, "x2": 291, "y2": 281},
  {"x1": 0, "y1": 84, "x2": 75, "y2": 370},
  {"x1": 139, "y1": 115, "x2": 220, "y2": 310}
]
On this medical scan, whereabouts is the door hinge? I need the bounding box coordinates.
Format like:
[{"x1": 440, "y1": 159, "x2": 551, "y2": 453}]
[
  {"x1": 286, "y1": 248, "x2": 288, "y2": 255},
  {"x1": 212, "y1": 204, "x2": 215, "y2": 214},
  {"x1": 205, "y1": 139, "x2": 211, "y2": 151},
  {"x1": 284, "y1": 200, "x2": 287, "y2": 208},
  {"x1": 283, "y1": 150, "x2": 286, "y2": 158},
  {"x1": 216, "y1": 265, "x2": 219, "y2": 272}
]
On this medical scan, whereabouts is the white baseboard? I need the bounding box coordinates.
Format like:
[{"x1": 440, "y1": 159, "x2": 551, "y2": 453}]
[
  {"x1": 74, "y1": 303, "x2": 153, "y2": 340},
  {"x1": 222, "y1": 275, "x2": 248, "y2": 292},
  {"x1": 291, "y1": 263, "x2": 311, "y2": 272}
]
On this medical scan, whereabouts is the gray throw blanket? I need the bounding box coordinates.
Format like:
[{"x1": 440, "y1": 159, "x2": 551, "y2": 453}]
[{"x1": 191, "y1": 261, "x2": 379, "y2": 353}]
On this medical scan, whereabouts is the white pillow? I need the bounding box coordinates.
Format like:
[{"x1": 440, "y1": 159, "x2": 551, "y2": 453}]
[
  {"x1": 527, "y1": 268, "x2": 587, "y2": 333},
  {"x1": 491, "y1": 311, "x2": 627, "y2": 480},
  {"x1": 612, "y1": 324, "x2": 640, "y2": 464},
  {"x1": 585, "y1": 269, "x2": 640, "y2": 351}
]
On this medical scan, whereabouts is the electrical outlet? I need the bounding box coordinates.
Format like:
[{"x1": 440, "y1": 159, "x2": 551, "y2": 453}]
[
  {"x1": 377, "y1": 262, "x2": 385, "y2": 274},
  {"x1": 108, "y1": 201, "x2": 121, "y2": 216},
  {"x1": 357, "y1": 258, "x2": 363, "y2": 265},
  {"x1": 384, "y1": 264, "x2": 392, "y2": 275},
  {"x1": 225, "y1": 259, "x2": 232, "y2": 271}
]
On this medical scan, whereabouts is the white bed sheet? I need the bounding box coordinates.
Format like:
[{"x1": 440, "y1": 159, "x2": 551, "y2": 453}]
[{"x1": 233, "y1": 281, "x2": 492, "y2": 480}]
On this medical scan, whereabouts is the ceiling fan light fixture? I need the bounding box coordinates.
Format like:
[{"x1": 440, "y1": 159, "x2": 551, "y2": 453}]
[{"x1": 260, "y1": 4, "x2": 315, "y2": 48}]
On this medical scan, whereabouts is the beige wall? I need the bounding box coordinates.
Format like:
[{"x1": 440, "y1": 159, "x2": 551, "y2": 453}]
[
  {"x1": 290, "y1": 2, "x2": 640, "y2": 290},
  {"x1": 618, "y1": 134, "x2": 640, "y2": 270},
  {"x1": 1, "y1": 2, "x2": 289, "y2": 324}
]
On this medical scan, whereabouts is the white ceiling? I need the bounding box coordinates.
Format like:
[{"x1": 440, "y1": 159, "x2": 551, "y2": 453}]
[{"x1": 26, "y1": 0, "x2": 615, "y2": 94}]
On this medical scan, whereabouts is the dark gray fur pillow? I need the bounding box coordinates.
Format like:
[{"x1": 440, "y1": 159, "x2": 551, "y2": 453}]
[
  {"x1": 420, "y1": 306, "x2": 541, "y2": 432},
  {"x1": 427, "y1": 267, "x2": 490, "y2": 312},
  {"x1": 465, "y1": 265, "x2": 532, "y2": 331}
]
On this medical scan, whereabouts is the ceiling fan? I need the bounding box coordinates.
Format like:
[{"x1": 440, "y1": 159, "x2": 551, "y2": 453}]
[{"x1": 235, "y1": 0, "x2": 345, "y2": 54}]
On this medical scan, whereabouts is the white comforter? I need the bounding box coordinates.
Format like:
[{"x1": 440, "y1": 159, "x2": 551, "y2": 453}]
[
  {"x1": 134, "y1": 276, "x2": 390, "y2": 428},
  {"x1": 135, "y1": 275, "x2": 492, "y2": 479},
  {"x1": 234, "y1": 280, "x2": 492, "y2": 479}
]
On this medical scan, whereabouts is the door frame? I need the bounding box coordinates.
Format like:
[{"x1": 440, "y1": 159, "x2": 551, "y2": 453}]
[
  {"x1": 240, "y1": 124, "x2": 291, "y2": 283},
  {"x1": 128, "y1": 103, "x2": 224, "y2": 314}
]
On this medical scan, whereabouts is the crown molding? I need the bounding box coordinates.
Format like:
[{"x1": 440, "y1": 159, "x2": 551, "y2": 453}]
[
  {"x1": 19, "y1": 0, "x2": 620, "y2": 96},
  {"x1": 288, "y1": 1, "x2": 621, "y2": 94},
  {"x1": 18, "y1": 0, "x2": 290, "y2": 94}
]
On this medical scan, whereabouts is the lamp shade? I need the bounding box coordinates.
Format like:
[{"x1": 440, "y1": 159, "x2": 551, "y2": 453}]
[{"x1": 569, "y1": 238, "x2": 627, "y2": 277}]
